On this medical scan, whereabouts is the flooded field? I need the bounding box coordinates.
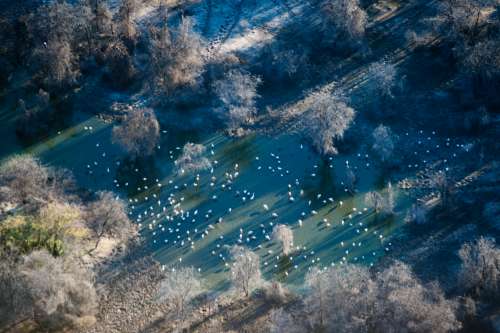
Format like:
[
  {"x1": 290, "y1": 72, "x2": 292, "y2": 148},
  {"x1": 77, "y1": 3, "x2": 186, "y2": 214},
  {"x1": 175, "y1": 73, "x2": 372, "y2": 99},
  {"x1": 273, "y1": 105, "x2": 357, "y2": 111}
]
[{"x1": 0, "y1": 108, "x2": 473, "y2": 290}]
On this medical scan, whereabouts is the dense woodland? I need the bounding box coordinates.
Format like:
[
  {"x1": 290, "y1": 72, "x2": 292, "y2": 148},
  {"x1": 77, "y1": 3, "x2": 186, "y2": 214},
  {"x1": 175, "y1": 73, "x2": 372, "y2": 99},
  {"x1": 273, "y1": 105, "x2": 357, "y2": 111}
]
[{"x1": 0, "y1": 0, "x2": 499, "y2": 332}]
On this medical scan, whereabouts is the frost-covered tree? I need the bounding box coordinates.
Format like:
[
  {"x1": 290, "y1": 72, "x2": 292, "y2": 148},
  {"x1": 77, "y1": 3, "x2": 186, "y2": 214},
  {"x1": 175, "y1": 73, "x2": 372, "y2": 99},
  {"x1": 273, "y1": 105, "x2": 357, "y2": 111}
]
[
  {"x1": 85, "y1": 191, "x2": 135, "y2": 252},
  {"x1": 149, "y1": 17, "x2": 205, "y2": 96},
  {"x1": 229, "y1": 245, "x2": 262, "y2": 296},
  {"x1": 268, "y1": 307, "x2": 305, "y2": 333},
  {"x1": 213, "y1": 69, "x2": 262, "y2": 132},
  {"x1": 0, "y1": 155, "x2": 77, "y2": 210},
  {"x1": 458, "y1": 237, "x2": 500, "y2": 299},
  {"x1": 115, "y1": 0, "x2": 137, "y2": 46},
  {"x1": 103, "y1": 40, "x2": 136, "y2": 88},
  {"x1": 321, "y1": 0, "x2": 367, "y2": 41},
  {"x1": 158, "y1": 266, "x2": 203, "y2": 321},
  {"x1": 405, "y1": 202, "x2": 428, "y2": 224},
  {"x1": 373, "y1": 261, "x2": 460, "y2": 333},
  {"x1": 174, "y1": 143, "x2": 212, "y2": 175},
  {"x1": 26, "y1": 1, "x2": 82, "y2": 91},
  {"x1": 0, "y1": 155, "x2": 49, "y2": 205},
  {"x1": 365, "y1": 183, "x2": 395, "y2": 215},
  {"x1": 304, "y1": 265, "x2": 376, "y2": 332},
  {"x1": 302, "y1": 262, "x2": 460, "y2": 332},
  {"x1": 302, "y1": 90, "x2": 355, "y2": 155},
  {"x1": 272, "y1": 224, "x2": 294, "y2": 255},
  {"x1": 367, "y1": 61, "x2": 398, "y2": 98},
  {"x1": 372, "y1": 124, "x2": 396, "y2": 162},
  {"x1": 112, "y1": 108, "x2": 160, "y2": 158},
  {"x1": 0, "y1": 256, "x2": 32, "y2": 330},
  {"x1": 19, "y1": 250, "x2": 98, "y2": 330},
  {"x1": 435, "y1": 0, "x2": 493, "y2": 45},
  {"x1": 31, "y1": 38, "x2": 79, "y2": 91},
  {"x1": 429, "y1": 170, "x2": 452, "y2": 206}
]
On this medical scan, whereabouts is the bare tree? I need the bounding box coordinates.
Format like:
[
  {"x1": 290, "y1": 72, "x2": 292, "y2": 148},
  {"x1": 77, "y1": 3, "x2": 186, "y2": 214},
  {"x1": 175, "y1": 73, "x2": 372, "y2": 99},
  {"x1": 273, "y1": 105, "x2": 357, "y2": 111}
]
[
  {"x1": 174, "y1": 143, "x2": 212, "y2": 175},
  {"x1": 372, "y1": 124, "x2": 396, "y2": 162},
  {"x1": 112, "y1": 108, "x2": 160, "y2": 158},
  {"x1": 458, "y1": 237, "x2": 500, "y2": 299},
  {"x1": 149, "y1": 17, "x2": 205, "y2": 96},
  {"x1": 19, "y1": 250, "x2": 97, "y2": 331},
  {"x1": 85, "y1": 191, "x2": 135, "y2": 252},
  {"x1": 213, "y1": 69, "x2": 262, "y2": 132},
  {"x1": 302, "y1": 90, "x2": 355, "y2": 155},
  {"x1": 158, "y1": 266, "x2": 203, "y2": 322},
  {"x1": 229, "y1": 245, "x2": 262, "y2": 297},
  {"x1": 272, "y1": 224, "x2": 294, "y2": 255}
]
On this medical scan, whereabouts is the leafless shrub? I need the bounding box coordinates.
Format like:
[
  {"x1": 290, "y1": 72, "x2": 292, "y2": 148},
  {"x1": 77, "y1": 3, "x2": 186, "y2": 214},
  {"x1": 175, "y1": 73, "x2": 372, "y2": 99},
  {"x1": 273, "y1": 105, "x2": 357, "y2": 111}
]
[
  {"x1": 229, "y1": 245, "x2": 262, "y2": 297},
  {"x1": 112, "y1": 108, "x2": 160, "y2": 157},
  {"x1": 458, "y1": 237, "x2": 500, "y2": 299},
  {"x1": 213, "y1": 69, "x2": 262, "y2": 132},
  {"x1": 301, "y1": 90, "x2": 355, "y2": 155},
  {"x1": 272, "y1": 224, "x2": 294, "y2": 255},
  {"x1": 174, "y1": 143, "x2": 212, "y2": 175}
]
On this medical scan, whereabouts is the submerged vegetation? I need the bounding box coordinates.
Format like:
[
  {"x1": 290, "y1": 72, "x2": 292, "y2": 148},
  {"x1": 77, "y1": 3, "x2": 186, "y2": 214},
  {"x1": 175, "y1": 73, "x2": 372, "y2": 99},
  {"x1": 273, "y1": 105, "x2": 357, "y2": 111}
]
[{"x1": 0, "y1": 0, "x2": 499, "y2": 332}]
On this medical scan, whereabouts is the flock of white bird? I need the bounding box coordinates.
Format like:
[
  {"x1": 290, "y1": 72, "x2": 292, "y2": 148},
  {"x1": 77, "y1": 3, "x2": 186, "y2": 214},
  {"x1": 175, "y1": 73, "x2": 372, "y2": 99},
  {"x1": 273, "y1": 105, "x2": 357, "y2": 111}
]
[{"x1": 78, "y1": 127, "x2": 470, "y2": 277}]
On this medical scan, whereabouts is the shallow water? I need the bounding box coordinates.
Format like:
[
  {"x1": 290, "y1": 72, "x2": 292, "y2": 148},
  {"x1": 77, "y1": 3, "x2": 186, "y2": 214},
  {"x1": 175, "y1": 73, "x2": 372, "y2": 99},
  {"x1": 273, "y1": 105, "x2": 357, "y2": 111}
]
[{"x1": 1, "y1": 109, "x2": 472, "y2": 289}]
